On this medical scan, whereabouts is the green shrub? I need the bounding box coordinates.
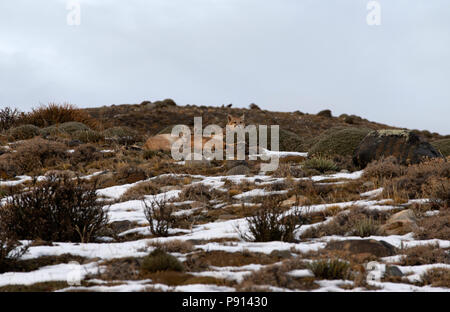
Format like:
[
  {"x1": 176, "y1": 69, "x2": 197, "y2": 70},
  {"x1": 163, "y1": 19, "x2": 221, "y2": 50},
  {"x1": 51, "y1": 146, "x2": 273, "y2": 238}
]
[
  {"x1": 71, "y1": 129, "x2": 104, "y2": 143},
  {"x1": 307, "y1": 259, "x2": 350, "y2": 280},
  {"x1": 309, "y1": 127, "x2": 371, "y2": 157},
  {"x1": 8, "y1": 124, "x2": 40, "y2": 141},
  {"x1": 351, "y1": 217, "x2": 380, "y2": 237},
  {"x1": 2, "y1": 175, "x2": 108, "y2": 243},
  {"x1": 431, "y1": 139, "x2": 450, "y2": 157},
  {"x1": 302, "y1": 157, "x2": 338, "y2": 173},
  {"x1": 59, "y1": 122, "x2": 90, "y2": 134},
  {"x1": 40, "y1": 125, "x2": 64, "y2": 138},
  {"x1": 141, "y1": 249, "x2": 184, "y2": 273}
]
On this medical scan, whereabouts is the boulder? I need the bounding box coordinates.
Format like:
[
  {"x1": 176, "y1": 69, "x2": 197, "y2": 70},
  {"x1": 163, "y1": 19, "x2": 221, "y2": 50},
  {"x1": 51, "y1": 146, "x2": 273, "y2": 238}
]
[
  {"x1": 326, "y1": 239, "x2": 396, "y2": 257},
  {"x1": 353, "y1": 130, "x2": 441, "y2": 168},
  {"x1": 380, "y1": 209, "x2": 418, "y2": 235}
]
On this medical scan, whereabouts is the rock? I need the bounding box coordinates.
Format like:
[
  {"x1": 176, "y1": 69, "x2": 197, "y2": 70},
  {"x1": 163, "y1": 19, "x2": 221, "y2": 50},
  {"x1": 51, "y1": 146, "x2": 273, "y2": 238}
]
[
  {"x1": 353, "y1": 130, "x2": 441, "y2": 168},
  {"x1": 68, "y1": 139, "x2": 82, "y2": 147},
  {"x1": 317, "y1": 109, "x2": 332, "y2": 118},
  {"x1": 385, "y1": 265, "x2": 403, "y2": 277},
  {"x1": 226, "y1": 165, "x2": 251, "y2": 176},
  {"x1": 380, "y1": 209, "x2": 418, "y2": 235},
  {"x1": 326, "y1": 239, "x2": 396, "y2": 257}
]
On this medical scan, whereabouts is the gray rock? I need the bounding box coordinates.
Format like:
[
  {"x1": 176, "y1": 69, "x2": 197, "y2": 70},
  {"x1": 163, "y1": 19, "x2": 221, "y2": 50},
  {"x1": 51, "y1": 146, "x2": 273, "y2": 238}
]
[
  {"x1": 353, "y1": 130, "x2": 441, "y2": 168},
  {"x1": 385, "y1": 265, "x2": 403, "y2": 277}
]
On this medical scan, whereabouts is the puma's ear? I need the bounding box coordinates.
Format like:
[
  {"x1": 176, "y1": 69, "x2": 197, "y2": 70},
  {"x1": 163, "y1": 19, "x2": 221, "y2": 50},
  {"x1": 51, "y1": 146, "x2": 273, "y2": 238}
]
[{"x1": 227, "y1": 115, "x2": 232, "y2": 122}]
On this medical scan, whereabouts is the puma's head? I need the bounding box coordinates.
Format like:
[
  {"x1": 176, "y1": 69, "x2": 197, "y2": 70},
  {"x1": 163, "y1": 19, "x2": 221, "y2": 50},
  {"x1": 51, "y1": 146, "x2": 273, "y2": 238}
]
[{"x1": 227, "y1": 114, "x2": 245, "y2": 130}]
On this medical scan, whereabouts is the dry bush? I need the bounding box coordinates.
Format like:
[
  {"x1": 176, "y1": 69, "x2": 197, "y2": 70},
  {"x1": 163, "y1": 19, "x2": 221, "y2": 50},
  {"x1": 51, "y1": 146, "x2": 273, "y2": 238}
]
[
  {"x1": 240, "y1": 198, "x2": 308, "y2": 243},
  {"x1": 115, "y1": 164, "x2": 148, "y2": 184},
  {"x1": 70, "y1": 144, "x2": 102, "y2": 165},
  {"x1": 414, "y1": 209, "x2": 450, "y2": 240},
  {"x1": 0, "y1": 107, "x2": 21, "y2": 131},
  {"x1": 301, "y1": 206, "x2": 387, "y2": 238},
  {"x1": 383, "y1": 157, "x2": 450, "y2": 202},
  {"x1": 7, "y1": 124, "x2": 40, "y2": 141},
  {"x1": 148, "y1": 240, "x2": 193, "y2": 254},
  {"x1": 237, "y1": 259, "x2": 318, "y2": 291},
  {"x1": 103, "y1": 127, "x2": 141, "y2": 145},
  {"x1": 71, "y1": 129, "x2": 104, "y2": 143},
  {"x1": 422, "y1": 177, "x2": 450, "y2": 208},
  {"x1": 2, "y1": 175, "x2": 108, "y2": 243},
  {"x1": 307, "y1": 259, "x2": 350, "y2": 280},
  {"x1": 0, "y1": 138, "x2": 67, "y2": 176},
  {"x1": 302, "y1": 157, "x2": 338, "y2": 173},
  {"x1": 420, "y1": 268, "x2": 450, "y2": 288},
  {"x1": 363, "y1": 156, "x2": 406, "y2": 181},
  {"x1": 141, "y1": 249, "x2": 184, "y2": 273},
  {"x1": 179, "y1": 184, "x2": 213, "y2": 202},
  {"x1": 20, "y1": 103, "x2": 99, "y2": 129},
  {"x1": 401, "y1": 244, "x2": 450, "y2": 266},
  {"x1": 121, "y1": 176, "x2": 189, "y2": 201},
  {"x1": 0, "y1": 216, "x2": 28, "y2": 273},
  {"x1": 143, "y1": 197, "x2": 175, "y2": 237}
]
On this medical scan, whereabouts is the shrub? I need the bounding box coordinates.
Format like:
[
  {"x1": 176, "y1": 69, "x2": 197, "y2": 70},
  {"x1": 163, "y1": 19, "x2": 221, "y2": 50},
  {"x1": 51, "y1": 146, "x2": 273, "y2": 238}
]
[
  {"x1": 307, "y1": 259, "x2": 350, "y2": 280},
  {"x1": 179, "y1": 184, "x2": 213, "y2": 202},
  {"x1": 2, "y1": 175, "x2": 108, "y2": 243},
  {"x1": 309, "y1": 127, "x2": 371, "y2": 157},
  {"x1": 414, "y1": 209, "x2": 450, "y2": 240},
  {"x1": 143, "y1": 197, "x2": 175, "y2": 237},
  {"x1": 302, "y1": 157, "x2": 338, "y2": 173},
  {"x1": 70, "y1": 144, "x2": 101, "y2": 165},
  {"x1": 59, "y1": 121, "x2": 90, "y2": 134},
  {"x1": 8, "y1": 124, "x2": 40, "y2": 141},
  {"x1": 141, "y1": 249, "x2": 184, "y2": 273},
  {"x1": 431, "y1": 139, "x2": 450, "y2": 157},
  {"x1": 71, "y1": 129, "x2": 104, "y2": 143},
  {"x1": 351, "y1": 217, "x2": 380, "y2": 237},
  {"x1": 422, "y1": 177, "x2": 450, "y2": 208},
  {"x1": 240, "y1": 198, "x2": 308, "y2": 243},
  {"x1": 0, "y1": 217, "x2": 28, "y2": 273},
  {"x1": 39, "y1": 125, "x2": 64, "y2": 138},
  {"x1": 0, "y1": 138, "x2": 67, "y2": 175},
  {"x1": 363, "y1": 156, "x2": 406, "y2": 180},
  {"x1": 401, "y1": 244, "x2": 449, "y2": 266},
  {"x1": 317, "y1": 109, "x2": 332, "y2": 118},
  {"x1": 0, "y1": 107, "x2": 21, "y2": 131},
  {"x1": 421, "y1": 268, "x2": 450, "y2": 288},
  {"x1": 103, "y1": 127, "x2": 140, "y2": 145},
  {"x1": 20, "y1": 103, "x2": 98, "y2": 129},
  {"x1": 116, "y1": 165, "x2": 148, "y2": 184},
  {"x1": 383, "y1": 157, "x2": 450, "y2": 201}
]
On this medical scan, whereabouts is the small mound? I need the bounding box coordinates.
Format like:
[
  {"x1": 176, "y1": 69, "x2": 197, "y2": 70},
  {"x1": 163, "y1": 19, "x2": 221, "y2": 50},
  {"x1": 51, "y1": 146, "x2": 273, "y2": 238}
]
[{"x1": 309, "y1": 127, "x2": 371, "y2": 157}]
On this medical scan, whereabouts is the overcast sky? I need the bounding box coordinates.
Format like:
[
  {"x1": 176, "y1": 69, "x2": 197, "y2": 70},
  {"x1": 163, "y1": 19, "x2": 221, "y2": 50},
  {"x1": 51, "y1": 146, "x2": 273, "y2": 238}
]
[{"x1": 1, "y1": 0, "x2": 449, "y2": 134}]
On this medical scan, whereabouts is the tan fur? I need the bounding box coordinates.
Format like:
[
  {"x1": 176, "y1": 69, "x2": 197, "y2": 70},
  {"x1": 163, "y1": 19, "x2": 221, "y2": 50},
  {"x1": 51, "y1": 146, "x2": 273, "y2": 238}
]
[{"x1": 143, "y1": 114, "x2": 245, "y2": 152}]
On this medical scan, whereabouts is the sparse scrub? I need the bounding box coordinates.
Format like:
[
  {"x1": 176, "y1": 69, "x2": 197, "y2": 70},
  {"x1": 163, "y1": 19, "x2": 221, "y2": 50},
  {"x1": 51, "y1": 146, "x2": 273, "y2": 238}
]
[
  {"x1": 363, "y1": 156, "x2": 406, "y2": 181},
  {"x1": 420, "y1": 268, "x2": 450, "y2": 288},
  {"x1": 71, "y1": 129, "x2": 104, "y2": 143},
  {"x1": 141, "y1": 249, "x2": 184, "y2": 273},
  {"x1": 352, "y1": 217, "x2": 380, "y2": 238},
  {"x1": 0, "y1": 138, "x2": 67, "y2": 176},
  {"x1": 70, "y1": 144, "x2": 102, "y2": 165},
  {"x1": 2, "y1": 175, "x2": 108, "y2": 243},
  {"x1": 401, "y1": 244, "x2": 450, "y2": 266},
  {"x1": 148, "y1": 240, "x2": 193, "y2": 254},
  {"x1": 414, "y1": 209, "x2": 450, "y2": 240},
  {"x1": 179, "y1": 184, "x2": 213, "y2": 202},
  {"x1": 307, "y1": 259, "x2": 350, "y2": 280},
  {"x1": 103, "y1": 126, "x2": 140, "y2": 145},
  {"x1": 0, "y1": 218, "x2": 28, "y2": 273},
  {"x1": 143, "y1": 197, "x2": 175, "y2": 237}
]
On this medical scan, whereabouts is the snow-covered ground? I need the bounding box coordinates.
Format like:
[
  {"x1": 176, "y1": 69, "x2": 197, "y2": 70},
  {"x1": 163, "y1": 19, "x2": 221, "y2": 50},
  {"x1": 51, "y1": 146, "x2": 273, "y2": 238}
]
[{"x1": 1, "y1": 160, "x2": 449, "y2": 292}]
